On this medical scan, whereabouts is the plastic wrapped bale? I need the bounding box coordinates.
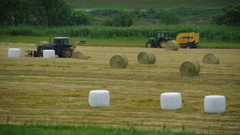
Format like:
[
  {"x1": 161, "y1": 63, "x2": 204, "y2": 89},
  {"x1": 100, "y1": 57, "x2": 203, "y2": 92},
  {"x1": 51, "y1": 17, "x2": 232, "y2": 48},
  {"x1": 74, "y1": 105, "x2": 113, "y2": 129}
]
[
  {"x1": 137, "y1": 51, "x2": 156, "y2": 64},
  {"x1": 179, "y1": 59, "x2": 200, "y2": 77},
  {"x1": 43, "y1": 50, "x2": 55, "y2": 58},
  {"x1": 204, "y1": 95, "x2": 226, "y2": 113},
  {"x1": 110, "y1": 54, "x2": 128, "y2": 68},
  {"x1": 72, "y1": 51, "x2": 90, "y2": 60},
  {"x1": 202, "y1": 53, "x2": 220, "y2": 64},
  {"x1": 88, "y1": 90, "x2": 110, "y2": 107},
  {"x1": 165, "y1": 40, "x2": 179, "y2": 51},
  {"x1": 8, "y1": 48, "x2": 21, "y2": 57},
  {"x1": 160, "y1": 92, "x2": 182, "y2": 110}
]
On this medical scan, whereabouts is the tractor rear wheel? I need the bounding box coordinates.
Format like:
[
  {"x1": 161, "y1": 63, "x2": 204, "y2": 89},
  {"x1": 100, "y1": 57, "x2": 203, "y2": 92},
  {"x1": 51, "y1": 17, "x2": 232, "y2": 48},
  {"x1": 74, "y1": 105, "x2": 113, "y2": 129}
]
[
  {"x1": 159, "y1": 39, "x2": 167, "y2": 48},
  {"x1": 61, "y1": 47, "x2": 72, "y2": 58},
  {"x1": 146, "y1": 42, "x2": 152, "y2": 48}
]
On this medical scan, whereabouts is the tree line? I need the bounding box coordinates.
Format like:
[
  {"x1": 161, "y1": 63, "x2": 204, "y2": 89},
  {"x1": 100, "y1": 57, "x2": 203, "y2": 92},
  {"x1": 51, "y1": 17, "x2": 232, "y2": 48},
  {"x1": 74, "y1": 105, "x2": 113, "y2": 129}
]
[
  {"x1": 0, "y1": 0, "x2": 90, "y2": 26},
  {"x1": 0, "y1": 0, "x2": 239, "y2": 27},
  {"x1": 213, "y1": 4, "x2": 240, "y2": 26}
]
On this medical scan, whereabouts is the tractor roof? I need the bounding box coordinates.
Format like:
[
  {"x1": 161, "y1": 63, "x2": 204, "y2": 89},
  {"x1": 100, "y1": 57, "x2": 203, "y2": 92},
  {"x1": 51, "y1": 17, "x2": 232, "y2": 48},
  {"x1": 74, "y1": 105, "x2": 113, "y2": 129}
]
[{"x1": 54, "y1": 37, "x2": 68, "y2": 39}]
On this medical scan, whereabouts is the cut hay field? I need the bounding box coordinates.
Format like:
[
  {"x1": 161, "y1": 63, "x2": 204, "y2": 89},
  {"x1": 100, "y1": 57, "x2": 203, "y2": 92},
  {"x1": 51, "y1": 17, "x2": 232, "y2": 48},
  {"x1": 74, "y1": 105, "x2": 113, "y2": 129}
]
[{"x1": 0, "y1": 43, "x2": 240, "y2": 134}]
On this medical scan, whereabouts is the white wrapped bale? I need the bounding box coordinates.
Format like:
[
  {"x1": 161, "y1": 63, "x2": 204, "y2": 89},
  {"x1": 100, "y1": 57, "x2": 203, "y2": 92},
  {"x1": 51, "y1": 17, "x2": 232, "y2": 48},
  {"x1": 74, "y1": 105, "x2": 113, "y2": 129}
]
[
  {"x1": 204, "y1": 95, "x2": 226, "y2": 113},
  {"x1": 160, "y1": 92, "x2": 182, "y2": 110},
  {"x1": 89, "y1": 90, "x2": 110, "y2": 107},
  {"x1": 8, "y1": 48, "x2": 21, "y2": 57},
  {"x1": 43, "y1": 50, "x2": 55, "y2": 58}
]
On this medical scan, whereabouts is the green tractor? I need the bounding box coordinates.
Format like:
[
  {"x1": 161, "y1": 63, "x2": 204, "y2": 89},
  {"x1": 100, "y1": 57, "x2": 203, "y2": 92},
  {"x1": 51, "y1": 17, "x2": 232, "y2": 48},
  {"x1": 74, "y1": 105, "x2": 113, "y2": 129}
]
[{"x1": 146, "y1": 31, "x2": 172, "y2": 48}]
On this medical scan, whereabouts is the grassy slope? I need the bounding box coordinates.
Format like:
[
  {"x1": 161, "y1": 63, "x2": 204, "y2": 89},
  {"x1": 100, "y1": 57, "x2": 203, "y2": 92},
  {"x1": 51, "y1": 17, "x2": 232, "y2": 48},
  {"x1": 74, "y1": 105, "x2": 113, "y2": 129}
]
[{"x1": 65, "y1": 0, "x2": 240, "y2": 9}]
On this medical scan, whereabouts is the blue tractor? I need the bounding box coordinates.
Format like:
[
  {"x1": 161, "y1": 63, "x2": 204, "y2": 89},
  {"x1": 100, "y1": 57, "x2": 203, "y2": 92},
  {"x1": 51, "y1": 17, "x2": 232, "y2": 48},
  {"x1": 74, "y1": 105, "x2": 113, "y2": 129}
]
[{"x1": 25, "y1": 37, "x2": 85, "y2": 57}]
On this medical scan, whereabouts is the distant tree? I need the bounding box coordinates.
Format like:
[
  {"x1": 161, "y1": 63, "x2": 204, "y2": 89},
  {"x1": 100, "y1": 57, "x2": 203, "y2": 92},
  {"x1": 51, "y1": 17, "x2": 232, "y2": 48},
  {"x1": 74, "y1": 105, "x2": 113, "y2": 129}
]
[
  {"x1": 29, "y1": 0, "x2": 74, "y2": 26},
  {"x1": 0, "y1": 0, "x2": 8, "y2": 25},
  {"x1": 160, "y1": 11, "x2": 179, "y2": 25},
  {"x1": 0, "y1": 0, "x2": 31, "y2": 25},
  {"x1": 137, "y1": 11, "x2": 147, "y2": 19},
  {"x1": 134, "y1": 6, "x2": 141, "y2": 15},
  {"x1": 154, "y1": 9, "x2": 164, "y2": 19},
  {"x1": 103, "y1": 9, "x2": 135, "y2": 27},
  {"x1": 71, "y1": 11, "x2": 90, "y2": 25},
  {"x1": 26, "y1": 0, "x2": 89, "y2": 26},
  {"x1": 147, "y1": 6, "x2": 156, "y2": 14},
  {"x1": 213, "y1": 4, "x2": 240, "y2": 26},
  {"x1": 146, "y1": 6, "x2": 158, "y2": 19}
]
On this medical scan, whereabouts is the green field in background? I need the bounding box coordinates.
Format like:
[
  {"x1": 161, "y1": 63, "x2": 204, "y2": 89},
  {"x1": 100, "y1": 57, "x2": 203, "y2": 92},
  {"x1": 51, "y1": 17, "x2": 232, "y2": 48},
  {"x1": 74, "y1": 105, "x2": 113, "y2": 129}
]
[{"x1": 0, "y1": 35, "x2": 239, "y2": 49}]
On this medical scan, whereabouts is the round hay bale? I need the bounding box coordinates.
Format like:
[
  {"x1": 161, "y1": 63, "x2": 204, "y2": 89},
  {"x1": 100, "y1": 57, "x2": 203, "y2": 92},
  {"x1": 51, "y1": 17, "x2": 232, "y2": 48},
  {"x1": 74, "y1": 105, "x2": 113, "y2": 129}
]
[
  {"x1": 36, "y1": 41, "x2": 49, "y2": 49},
  {"x1": 72, "y1": 51, "x2": 88, "y2": 60},
  {"x1": 204, "y1": 95, "x2": 226, "y2": 113},
  {"x1": 179, "y1": 59, "x2": 200, "y2": 77},
  {"x1": 137, "y1": 51, "x2": 156, "y2": 64},
  {"x1": 202, "y1": 53, "x2": 220, "y2": 64},
  {"x1": 110, "y1": 54, "x2": 128, "y2": 68},
  {"x1": 165, "y1": 40, "x2": 179, "y2": 51}
]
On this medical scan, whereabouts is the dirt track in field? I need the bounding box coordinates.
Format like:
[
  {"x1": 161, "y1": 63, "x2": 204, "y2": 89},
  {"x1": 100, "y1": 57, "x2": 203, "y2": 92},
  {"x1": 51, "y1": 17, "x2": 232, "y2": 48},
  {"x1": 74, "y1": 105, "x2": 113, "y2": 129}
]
[{"x1": 0, "y1": 43, "x2": 240, "y2": 134}]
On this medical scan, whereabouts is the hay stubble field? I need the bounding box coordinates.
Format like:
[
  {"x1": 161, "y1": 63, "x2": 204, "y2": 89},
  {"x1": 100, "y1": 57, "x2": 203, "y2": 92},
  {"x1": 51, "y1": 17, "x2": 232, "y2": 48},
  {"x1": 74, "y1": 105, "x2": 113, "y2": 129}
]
[{"x1": 0, "y1": 42, "x2": 240, "y2": 134}]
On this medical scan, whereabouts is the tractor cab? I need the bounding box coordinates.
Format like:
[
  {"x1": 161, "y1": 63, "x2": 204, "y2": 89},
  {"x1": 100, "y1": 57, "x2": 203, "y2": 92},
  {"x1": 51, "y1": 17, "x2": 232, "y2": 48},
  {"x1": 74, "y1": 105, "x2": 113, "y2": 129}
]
[
  {"x1": 52, "y1": 37, "x2": 72, "y2": 57},
  {"x1": 146, "y1": 31, "x2": 172, "y2": 48},
  {"x1": 157, "y1": 31, "x2": 169, "y2": 39},
  {"x1": 53, "y1": 37, "x2": 70, "y2": 50}
]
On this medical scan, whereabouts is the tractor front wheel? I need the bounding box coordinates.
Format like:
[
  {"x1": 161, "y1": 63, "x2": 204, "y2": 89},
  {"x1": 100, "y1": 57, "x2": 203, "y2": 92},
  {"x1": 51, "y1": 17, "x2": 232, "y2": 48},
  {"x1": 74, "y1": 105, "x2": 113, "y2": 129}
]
[
  {"x1": 61, "y1": 47, "x2": 72, "y2": 58},
  {"x1": 146, "y1": 42, "x2": 152, "y2": 48}
]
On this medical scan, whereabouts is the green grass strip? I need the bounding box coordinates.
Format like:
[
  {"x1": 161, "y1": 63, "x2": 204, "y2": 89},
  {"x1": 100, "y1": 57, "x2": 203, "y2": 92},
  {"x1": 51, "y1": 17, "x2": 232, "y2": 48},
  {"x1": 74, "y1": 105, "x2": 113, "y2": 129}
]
[
  {"x1": 0, "y1": 35, "x2": 239, "y2": 49},
  {"x1": 0, "y1": 123, "x2": 199, "y2": 135}
]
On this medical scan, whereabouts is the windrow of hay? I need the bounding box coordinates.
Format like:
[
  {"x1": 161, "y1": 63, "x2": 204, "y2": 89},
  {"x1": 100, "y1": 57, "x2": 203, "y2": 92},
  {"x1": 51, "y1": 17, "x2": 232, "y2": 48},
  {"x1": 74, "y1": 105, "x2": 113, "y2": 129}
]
[
  {"x1": 109, "y1": 54, "x2": 128, "y2": 68},
  {"x1": 179, "y1": 59, "x2": 200, "y2": 77},
  {"x1": 137, "y1": 51, "x2": 156, "y2": 64},
  {"x1": 72, "y1": 51, "x2": 90, "y2": 60},
  {"x1": 202, "y1": 53, "x2": 220, "y2": 64},
  {"x1": 165, "y1": 40, "x2": 179, "y2": 51},
  {"x1": 36, "y1": 41, "x2": 49, "y2": 49}
]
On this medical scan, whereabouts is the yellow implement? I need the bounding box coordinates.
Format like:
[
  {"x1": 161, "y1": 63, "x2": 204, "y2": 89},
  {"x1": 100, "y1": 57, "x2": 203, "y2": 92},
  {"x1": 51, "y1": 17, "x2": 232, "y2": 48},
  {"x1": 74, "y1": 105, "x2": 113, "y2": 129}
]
[
  {"x1": 176, "y1": 32, "x2": 199, "y2": 48},
  {"x1": 71, "y1": 40, "x2": 86, "y2": 53}
]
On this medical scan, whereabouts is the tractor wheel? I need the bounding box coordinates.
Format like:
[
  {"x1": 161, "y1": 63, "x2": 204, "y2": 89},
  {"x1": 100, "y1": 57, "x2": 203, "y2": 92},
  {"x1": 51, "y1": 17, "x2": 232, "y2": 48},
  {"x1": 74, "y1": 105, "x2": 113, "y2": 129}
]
[
  {"x1": 61, "y1": 47, "x2": 72, "y2": 58},
  {"x1": 146, "y1": 42, "x2": 152, "y2": 48},
  {"x1": 159, "y1": 39, "x2": 167, "y2": 48},
  {"x1": 192, "y1": 41, "x2": 197, "y2": 48}
]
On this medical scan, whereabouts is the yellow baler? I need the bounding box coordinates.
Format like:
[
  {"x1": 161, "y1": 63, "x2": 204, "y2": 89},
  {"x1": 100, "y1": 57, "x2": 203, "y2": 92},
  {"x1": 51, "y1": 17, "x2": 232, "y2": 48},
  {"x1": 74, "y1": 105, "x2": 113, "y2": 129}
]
[{"x1": 176, "y1": 32, "x2": 200, "y2": 48}]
